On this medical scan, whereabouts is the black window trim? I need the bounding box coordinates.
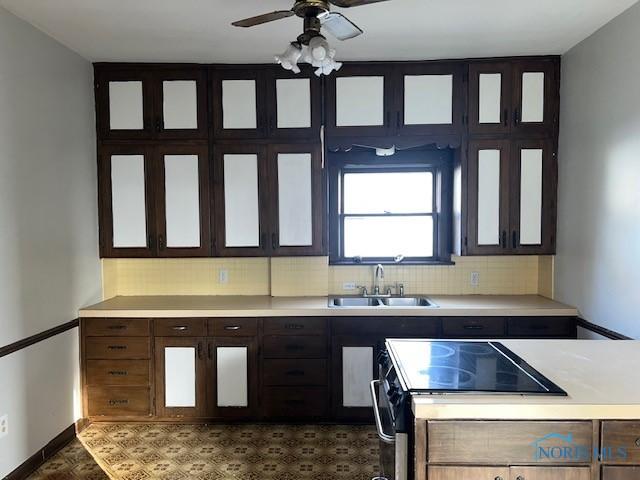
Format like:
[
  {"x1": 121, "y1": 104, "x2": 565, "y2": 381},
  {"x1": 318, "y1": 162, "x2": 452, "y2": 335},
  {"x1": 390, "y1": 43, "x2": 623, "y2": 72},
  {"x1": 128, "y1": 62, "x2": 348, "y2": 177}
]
[{"x1": 327, "y1": 149, "x2": 454, "y2": 265}]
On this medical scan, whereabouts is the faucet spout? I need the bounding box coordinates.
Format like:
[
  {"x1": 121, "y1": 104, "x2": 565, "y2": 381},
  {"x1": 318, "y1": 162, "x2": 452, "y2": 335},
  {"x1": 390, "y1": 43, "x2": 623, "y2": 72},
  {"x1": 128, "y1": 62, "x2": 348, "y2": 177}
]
[{"x1": 373, "y1": 264, "x2": 384, "y2": 295}]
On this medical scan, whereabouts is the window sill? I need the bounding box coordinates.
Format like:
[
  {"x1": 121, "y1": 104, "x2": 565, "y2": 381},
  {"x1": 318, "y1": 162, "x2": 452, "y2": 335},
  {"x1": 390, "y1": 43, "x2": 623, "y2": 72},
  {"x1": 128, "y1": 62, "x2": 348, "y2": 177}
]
[{"x1": 329, "y1": 259, "x2": 456, "y2": 267}]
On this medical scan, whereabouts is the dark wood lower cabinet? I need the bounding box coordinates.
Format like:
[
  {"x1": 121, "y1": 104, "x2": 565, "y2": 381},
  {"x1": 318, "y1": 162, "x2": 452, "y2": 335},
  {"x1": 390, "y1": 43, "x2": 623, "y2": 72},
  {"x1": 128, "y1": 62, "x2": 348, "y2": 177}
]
[
  {"x1": 602, "y1": 466, "x2": 640, "y2": 480},
  {"x1": 82, "y1": 315, "x2": 578, "y2": 422}
]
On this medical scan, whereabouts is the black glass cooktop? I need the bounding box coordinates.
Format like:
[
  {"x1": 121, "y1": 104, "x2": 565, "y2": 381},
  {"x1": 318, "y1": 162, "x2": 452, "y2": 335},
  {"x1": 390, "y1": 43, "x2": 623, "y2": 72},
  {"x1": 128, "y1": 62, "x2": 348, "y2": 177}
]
[{"x1": 386, "y1": 340, "x2": 567, "y2": 396}]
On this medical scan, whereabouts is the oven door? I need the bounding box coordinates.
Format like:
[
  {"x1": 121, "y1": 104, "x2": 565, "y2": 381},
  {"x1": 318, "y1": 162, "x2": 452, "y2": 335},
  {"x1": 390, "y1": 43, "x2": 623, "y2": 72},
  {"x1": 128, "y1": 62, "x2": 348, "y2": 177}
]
[{"x1": 370, "y1": 380, "x2": 408, "y2": 480}]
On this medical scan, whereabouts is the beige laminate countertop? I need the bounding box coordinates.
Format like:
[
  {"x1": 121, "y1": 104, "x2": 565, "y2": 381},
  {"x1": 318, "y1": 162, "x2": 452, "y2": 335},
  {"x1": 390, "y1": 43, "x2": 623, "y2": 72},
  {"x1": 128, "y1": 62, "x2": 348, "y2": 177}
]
[
  {"x1": 412, "y1": 340, "x2": 640, "y2": 420},
  {"x1": 78, "y1": 294, "x2": 577, "y2": 318}
]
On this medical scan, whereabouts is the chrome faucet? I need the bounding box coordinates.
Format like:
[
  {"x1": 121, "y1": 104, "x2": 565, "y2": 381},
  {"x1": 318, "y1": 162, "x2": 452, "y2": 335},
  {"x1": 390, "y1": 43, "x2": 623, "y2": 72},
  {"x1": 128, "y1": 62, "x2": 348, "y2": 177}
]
[{"x1": 373, "y1": 264, "x2": 384, "y2": 296}]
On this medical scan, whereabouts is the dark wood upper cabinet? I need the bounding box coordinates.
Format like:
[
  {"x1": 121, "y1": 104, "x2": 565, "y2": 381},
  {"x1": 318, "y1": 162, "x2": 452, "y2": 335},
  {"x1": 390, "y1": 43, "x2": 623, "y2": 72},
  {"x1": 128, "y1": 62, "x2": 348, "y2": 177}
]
[
  {"x1": 396, "y1": 62, "x2": 466, "y2": 136},
  {"x1": 99, "y1": 144, "x2": 211, "y2": 258},
  {"x1": 95, "y1": 66, "x2": 208, "y2": 141},
  {"x1": 512, "y1": 59, "x2": 559, "y2": 135},
  {"x1": 466, "y1": 138, "x2": 556, "y2": 255},
  {"x1": 468, "y1": 62, "x2": 512, "y2": 135},
  {"x1": 325, "y1": 64, "x2": 396, "y2": 137}
]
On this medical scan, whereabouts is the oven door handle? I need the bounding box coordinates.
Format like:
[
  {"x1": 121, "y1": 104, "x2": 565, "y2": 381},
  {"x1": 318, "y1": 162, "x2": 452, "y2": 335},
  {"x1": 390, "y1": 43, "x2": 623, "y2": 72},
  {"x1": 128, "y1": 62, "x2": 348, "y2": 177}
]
[{"x1": 370, "y1": 380, "x2": 396, "y2": 445}]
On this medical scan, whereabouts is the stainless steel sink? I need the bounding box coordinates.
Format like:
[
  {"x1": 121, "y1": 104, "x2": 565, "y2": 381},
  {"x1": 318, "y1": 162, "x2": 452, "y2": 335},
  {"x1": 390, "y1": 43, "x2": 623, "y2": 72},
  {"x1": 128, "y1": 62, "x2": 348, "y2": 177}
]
[
  {"x1": 328, "y1": 297, "x2": 382, "y2": 307},
  {"x1": 328, "y1": 296, "x2": 437, "y2": 308},
  {"x1": 380, "y1": 297, "x2": 437, "y2": 308}
]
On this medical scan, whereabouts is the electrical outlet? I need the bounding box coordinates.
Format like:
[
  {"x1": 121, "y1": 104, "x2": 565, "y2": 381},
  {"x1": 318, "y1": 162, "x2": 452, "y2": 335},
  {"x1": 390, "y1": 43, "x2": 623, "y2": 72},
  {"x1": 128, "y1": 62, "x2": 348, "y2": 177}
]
[
  {"x1": 342, "y1": 282, "x2": 356, "y2": 291},
  {"x1": 0, "y1": 415, "x2": 7, "y2": 439},
  {"x1": 470, "y1": 272, "x2": 480, "y2": 287},
  {"x1": 218, "y1": 269, "x2": 229, "y2": 285}
]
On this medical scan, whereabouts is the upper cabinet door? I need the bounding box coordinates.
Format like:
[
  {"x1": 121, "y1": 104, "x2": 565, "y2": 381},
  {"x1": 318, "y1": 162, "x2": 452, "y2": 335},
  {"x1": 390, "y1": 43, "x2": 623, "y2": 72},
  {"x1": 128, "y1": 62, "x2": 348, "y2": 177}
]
[
  {"x1": 269, "y1": 144, "x2": 324, "y2": 256},
  {"x1": 512, "y1": 59, "x2": 558, "y2": 134},
  {"x1": 155, "y1": 69, "x2": 208, "y2": 139},
  {"x1": 214, "y1": 144, "x2": 268, "y2": 256},
  {"x1": 468, "y1": 62, "x2": 512, "y2": 135},
  {"x1": 266, "y1": 68, "x2": 322, "y2": 140},
  {"x1": 397, "y1": 62, "x2": 465, "y2": 136},
  {"x1": 212, "y1": 69, "x2": 266, "y2": 139},
  {"x1": 326, "y1": 65, "x2": 395, "y2": 137},
  {"x1": 155, "y1": 145, "x2": 211, "y2": 257},
  {"x1": 98, "y1": 145, "x2": 155, "y2": 258},
  {"x1": 510, "y1": 139, "x2": 556, "y2": 254},
  {"x1": 466, "y1": 140, "x2": 511, "y2": 255},
  {"x1": 95, "y1": 69, "x2": 154, "y2": 140}
]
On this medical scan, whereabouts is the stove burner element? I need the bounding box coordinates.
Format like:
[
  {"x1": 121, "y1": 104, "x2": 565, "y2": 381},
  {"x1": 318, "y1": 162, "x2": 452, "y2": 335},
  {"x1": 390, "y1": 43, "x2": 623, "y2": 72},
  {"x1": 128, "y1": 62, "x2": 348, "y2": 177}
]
[
  {"x1": 428, "y1": 343, "x2": 456, "y2": 359},
  {"x1": 418, "y1": 365, "x2": 476, "y2": 388},
  {"x1": 458, "y1": 343, "x2": 495, "y2": 356}
]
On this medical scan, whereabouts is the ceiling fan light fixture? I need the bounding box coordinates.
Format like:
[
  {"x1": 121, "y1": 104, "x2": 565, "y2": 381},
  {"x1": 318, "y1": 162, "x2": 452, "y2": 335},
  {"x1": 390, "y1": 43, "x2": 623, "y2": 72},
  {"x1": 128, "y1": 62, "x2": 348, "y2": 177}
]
[{"x1": 275, "y1": 43, "x2": 303, "y2": 74}]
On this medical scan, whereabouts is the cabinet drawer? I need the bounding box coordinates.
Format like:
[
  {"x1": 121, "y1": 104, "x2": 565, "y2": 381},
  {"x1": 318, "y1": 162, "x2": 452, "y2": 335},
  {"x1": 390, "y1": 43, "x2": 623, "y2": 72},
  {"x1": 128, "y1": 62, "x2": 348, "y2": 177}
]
[
  {"x1": 155, "y1": 318, "x2": 206, "y2": 336},
  {"x1": 84, "y1": 318, "x2": 150, "y2": 336},
  {"x1": 86, "y1": 360, "x2": 150, "y2": 386},
  {"x1": 428, "y1": 421, "x2": 593, "y2": 464},
  {"x1": 507, "y1": 317, "x2": 577, "y2": 337},
  {"x1": 602, "y1": 466, "x2": 640, "y2": 479},
  {"x1": 262, "y1": 386, "x2": 327, "y2": 417},
  {"x1": 264, "y1": 318, "x2": 327, "y2": 336},
  {"x1": 428, "y1": 466, "x2": 510, "y2": 480},
  {"x1": 602, "y1": 421, "x2": 640, "y2": 464},
  {"x1": 442, "y1": 317, "x2": 506, "y2": 337},
  {"x1": 209, "y1": 318, "x2": 258, "y2": 337},
  {"x1": 85, "y1": 337, "x2": 150, "y2": 359},
  {"x1": 87, "y1": 386, "x2": 151, "y2": 416},
  {"x1": 263, "y1": 359, "x2": 327, "y2": 386},
  {"x1": 263, "y1": 335, "x2": 327, "y2": 359}
]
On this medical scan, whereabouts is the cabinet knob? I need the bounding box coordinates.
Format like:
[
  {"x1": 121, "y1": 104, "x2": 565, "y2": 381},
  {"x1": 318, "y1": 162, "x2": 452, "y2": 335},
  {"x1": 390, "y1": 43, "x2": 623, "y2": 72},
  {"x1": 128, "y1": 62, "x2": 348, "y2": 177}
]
[
  {"x1": 516, "y1": 476, "x2": 525, "y2": 480},
  {"x1": 635, "y1": 437, "x2": 640, "y2": 447},
  {"x1": 495, "y1": 477, "x2": 504, "y2": 480}
]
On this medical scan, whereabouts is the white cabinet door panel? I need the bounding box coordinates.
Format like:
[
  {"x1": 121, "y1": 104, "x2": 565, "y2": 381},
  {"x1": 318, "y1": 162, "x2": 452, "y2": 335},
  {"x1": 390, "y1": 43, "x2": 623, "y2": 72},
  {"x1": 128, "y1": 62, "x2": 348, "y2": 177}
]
[
  {"x1": 404, "y1": 74, "x2": 453, "y2": 125},
  {"x1": 478, "y1": 73, "x2": 502, "y2": 124},
  {"x1": 336, "y1": 76, "x2": 384, "y2": 127},
  {"x1": 477, "y1": 150, "x2": 501, "y2": 246},
  {"x1": 164, "y1": 347, "x2": 196, "y2": 408},
  {"x1": 222, "y1": 80, "x2": 257, "y2": 129},
  {"x1": 216, "y1": 347, "x2": 248, "y2": 407},
  {"x1": 163, "y1": 80, "x2": 198, "y2": 129},
  {"x1": 277, "y1": 79, "x2": 311, "y2": 129},
  {"x1": 223, "y1": 154, "x2": 260, "y2": 247},
  {"x1": 164, "y1": 155, "x2": 200, "y2": 248},
  {"x1": 109, "y1": 81, "x2": 143, "y2": 130},
  {"x1": 521, "y1": 72, "x2": 545, "y2": 123},
  {"x1": 277, "y1": 153, "x2": 312, "y2": 246},
  {"x1": 111, "y1": 155, "x2": 147, "y2": 248},
  {"x1": 519, "y1": 149, "x2": 543, "y2": 245},
  {"x1": 342, "y1": 347, "x2": 373, "y2": 407}
]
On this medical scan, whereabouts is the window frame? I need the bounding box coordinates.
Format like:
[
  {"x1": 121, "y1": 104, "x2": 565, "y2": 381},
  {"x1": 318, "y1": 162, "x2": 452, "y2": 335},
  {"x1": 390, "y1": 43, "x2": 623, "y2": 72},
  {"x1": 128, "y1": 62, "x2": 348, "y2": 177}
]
[{"x1": 328, "y1": 149, "x2": 454, "y2": 265}]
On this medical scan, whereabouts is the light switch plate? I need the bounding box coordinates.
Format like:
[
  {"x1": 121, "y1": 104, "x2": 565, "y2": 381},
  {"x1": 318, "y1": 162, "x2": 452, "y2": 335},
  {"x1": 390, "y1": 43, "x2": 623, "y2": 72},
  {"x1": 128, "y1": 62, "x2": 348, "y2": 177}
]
[
  {"x1": 0, "y1": 415, "x2": 7, "y2": 439},
  {"x1": 218, "y1": 269, "x2": 229, "y2": 284},
  {"x1": 470, "y1": 272, "x2": 480, "y2": 287}
]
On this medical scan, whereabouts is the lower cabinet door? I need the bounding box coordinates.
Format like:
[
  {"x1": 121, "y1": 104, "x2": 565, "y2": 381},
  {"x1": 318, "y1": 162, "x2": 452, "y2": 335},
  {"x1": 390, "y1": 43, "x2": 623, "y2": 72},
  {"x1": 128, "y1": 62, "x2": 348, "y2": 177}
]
[
  {"x1": 602, "y1": 466, "x2": 640, "y2": 480},
  {"x1": 208, "y1": 337, "x2": 257, "y2": 418},
  {"x1": 510, "y1": 467, "x2": 591, "y2": 480},
  {"x1": 332, "y1": 336, "x2": 379, "y2": 420},
  {"x1": 429, "y1": 466, "x2": 509, "y2": 480},
  {"x1": 155, "y1": 337, "x2": 207, "y2": 417}
]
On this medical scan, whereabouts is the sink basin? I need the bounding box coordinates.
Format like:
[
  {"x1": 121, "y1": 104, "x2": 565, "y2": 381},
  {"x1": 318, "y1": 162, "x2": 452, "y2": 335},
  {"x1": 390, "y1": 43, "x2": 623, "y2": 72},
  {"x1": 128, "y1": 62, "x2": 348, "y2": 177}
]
[
  {"x1": 380, "y1": 297, "x2": 438, "y2": 308},
  {"x1": 329, "y1": 297, "x2": 382, "y2": 307}
]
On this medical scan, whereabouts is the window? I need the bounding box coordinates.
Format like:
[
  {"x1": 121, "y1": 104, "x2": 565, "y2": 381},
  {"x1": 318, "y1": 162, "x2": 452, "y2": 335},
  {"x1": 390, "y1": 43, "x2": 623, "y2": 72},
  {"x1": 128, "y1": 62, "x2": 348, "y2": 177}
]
[{"x1": 328, "y1": 149, "x2": 453, "y2": 264}]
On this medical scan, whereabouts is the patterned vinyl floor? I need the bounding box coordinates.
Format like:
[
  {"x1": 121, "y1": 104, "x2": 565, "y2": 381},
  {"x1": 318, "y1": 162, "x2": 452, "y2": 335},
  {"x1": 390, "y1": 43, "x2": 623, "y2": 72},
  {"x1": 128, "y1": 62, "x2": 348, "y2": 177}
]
[{"x1": 27, "y1": 423, "x2": 381, "y2": 480}]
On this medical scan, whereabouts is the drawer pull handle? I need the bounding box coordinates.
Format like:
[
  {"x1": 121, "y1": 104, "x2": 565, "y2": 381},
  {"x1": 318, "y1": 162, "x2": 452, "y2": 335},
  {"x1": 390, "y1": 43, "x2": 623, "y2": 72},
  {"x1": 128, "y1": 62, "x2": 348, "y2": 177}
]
[
  {"x1": 107, "y1": 325, "x2": 127, "y2": 330},
  {"x1": 463, "y1": 325, "x2": 484, "y2": 330},
  {"x1": 284, "y1": 324, "x2": 304, "y2": 330},
  {"x1": 224, "y1": 326, "x2": 241, "y2": 331},
  {"x1": 108, "y1": 399, "x2": 129, "y2": 406},
  {"x1": 172, "y1": 326, "x2": 188, "y2": 331},
  {"x1": 286, "y1": 370, "x2": 305, "y2": 376},
  {"x1": 635, "y1": 437, "x2": 640, "y2": 447},
  {"x1": 107, "y1": 345, "x2": 127, "y2": 350},
  {"x1": 108, "y1": 370, "x2": 128, "y2": 376}
]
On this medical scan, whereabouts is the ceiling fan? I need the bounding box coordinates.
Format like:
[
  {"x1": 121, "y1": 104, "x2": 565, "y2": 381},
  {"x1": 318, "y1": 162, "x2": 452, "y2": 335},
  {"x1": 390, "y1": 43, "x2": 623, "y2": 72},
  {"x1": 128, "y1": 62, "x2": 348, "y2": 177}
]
[{"x1": 231, "y1": 0, "x2": 391, "y2": 76}]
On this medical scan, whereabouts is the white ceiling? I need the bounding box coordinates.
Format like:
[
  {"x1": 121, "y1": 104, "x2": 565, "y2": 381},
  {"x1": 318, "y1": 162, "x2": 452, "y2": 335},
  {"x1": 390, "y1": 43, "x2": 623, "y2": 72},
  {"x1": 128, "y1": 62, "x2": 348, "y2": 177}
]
[{"x1": 1, "y1": 0, "x2": 638, "y2": 63}]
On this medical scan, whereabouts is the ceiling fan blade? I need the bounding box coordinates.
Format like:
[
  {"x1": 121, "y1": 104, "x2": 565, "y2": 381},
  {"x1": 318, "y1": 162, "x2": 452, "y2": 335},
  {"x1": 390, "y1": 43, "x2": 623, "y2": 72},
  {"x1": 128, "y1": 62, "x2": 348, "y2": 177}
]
[
  {"x1": 320, "y1": 12, "x2": 363, "y2": 41},
  {"x1": 329, "y1": 0, "x2": 390, "y2": 7},
  {"x1": 232, "y1": 10, "x2": 294, "y2": 28}
]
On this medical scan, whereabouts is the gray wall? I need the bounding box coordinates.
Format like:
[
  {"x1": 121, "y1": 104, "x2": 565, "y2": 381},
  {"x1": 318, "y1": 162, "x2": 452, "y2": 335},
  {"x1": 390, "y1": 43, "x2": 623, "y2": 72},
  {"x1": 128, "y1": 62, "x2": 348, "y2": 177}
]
[
  {"x1": 0, "y1": 7, "x2": 100, "y2": 476},
  {"x1": 556, "y1": 2, "x2": 640, "y2": 339}
]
